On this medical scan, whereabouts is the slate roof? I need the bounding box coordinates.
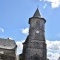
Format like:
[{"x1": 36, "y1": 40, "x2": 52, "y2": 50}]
[
  {"x1": 33, "y1": 8, "x2": 41, "y2": 18},
  {"x1": 0, "y1": 38, "x2": 16, "y2": 50}
]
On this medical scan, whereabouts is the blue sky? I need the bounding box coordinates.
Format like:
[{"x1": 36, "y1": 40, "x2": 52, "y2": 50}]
[
  {"x1": 0, "y1": 0, "x2": 60, "y2": 60},
  {"x1": 0, "y1": 0, "x2": 60, "y2": 41}
]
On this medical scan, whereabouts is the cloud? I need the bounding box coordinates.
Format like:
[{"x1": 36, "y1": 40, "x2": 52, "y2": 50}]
[
  {"x1": 44, "y1": 0, "x2": 60, "y2": 8},
  {"x1": 16, "y1": 40, "x2": 25, "y2": 55},
  {"x1": 39, "y1": 0, "x2": 60, "y2": 8},
  {"x1": 43, "y1": 4, "x2": 47, "y2": 9},
  {"x1": 46, "y1": 40, "x2": 60, "y2": 60},
  {"x1": 16, "y1": 40, "x2": 60, "y2": 60},
  {"x1": 21, "y1": 27, "x2": 29, "y2": 35},
  {"x1": 0, "y1": 27, "x2": 4, "y2": 33}
]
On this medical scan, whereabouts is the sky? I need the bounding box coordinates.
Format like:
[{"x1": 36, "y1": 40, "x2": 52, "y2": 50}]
[{"x1": 0, "y1": 0, "x2": 60, "y2": 60}]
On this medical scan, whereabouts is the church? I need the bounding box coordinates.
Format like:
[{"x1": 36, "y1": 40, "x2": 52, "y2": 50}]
[
  {"x1": 0, "y1": 38, "x2": 17, "y2": 60},
  {"x1": 0, "y1": 8, "x2": 47, "y2": 60},
  {"x1": 19, "y1": 8, "x2": 47, "y2": 60}
]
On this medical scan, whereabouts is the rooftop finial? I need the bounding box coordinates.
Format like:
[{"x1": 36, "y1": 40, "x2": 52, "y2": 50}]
[{"x1": 37, "y1": 5, "x2": 39, "y2": 8}]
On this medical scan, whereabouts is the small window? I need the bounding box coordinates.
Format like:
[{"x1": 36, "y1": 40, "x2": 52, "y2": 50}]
[{"x1": 34, "y1": 56, "x2": 39, "y2": 60}]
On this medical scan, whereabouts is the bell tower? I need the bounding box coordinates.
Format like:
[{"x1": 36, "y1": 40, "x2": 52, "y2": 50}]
[{"x1": 22, "y1": 8, "x2": 47, "y2": 60}]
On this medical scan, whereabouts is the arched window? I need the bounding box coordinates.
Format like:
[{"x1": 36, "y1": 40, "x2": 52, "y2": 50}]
[
  {"x1": 34, "y1": 56, "x2": 39, "y2": 60},
  {"x1": 32, "y1": 54, "x2": 40, "y2": 60}
]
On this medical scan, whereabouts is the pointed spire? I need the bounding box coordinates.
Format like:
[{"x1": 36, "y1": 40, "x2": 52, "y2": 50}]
[{"x1": 33, "y1": 8, "x2": 41, "y2": 18}]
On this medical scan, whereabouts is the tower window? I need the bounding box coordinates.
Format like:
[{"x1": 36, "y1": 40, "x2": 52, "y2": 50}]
[
  {"x1": 33, "y1": 56, "x2": 39, "y2": 60},
  {"x1": 36, "y1": 21, "x2": 40, "y2": 29}
]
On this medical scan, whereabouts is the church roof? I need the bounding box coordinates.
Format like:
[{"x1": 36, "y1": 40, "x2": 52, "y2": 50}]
[
  {"x1": 33, "y1": 8, "x2": 41, "y2": 18},
  {"x1": 0, "y1": 38, "x2": 17, "y2": 50}
]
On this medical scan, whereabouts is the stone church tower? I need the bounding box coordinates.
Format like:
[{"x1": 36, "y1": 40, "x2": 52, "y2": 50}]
[{"x1": 20, "y1": 8, "x2": 47, "y2": 60}]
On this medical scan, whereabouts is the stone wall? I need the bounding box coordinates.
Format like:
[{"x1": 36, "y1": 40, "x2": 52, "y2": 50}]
[{"x1": 0, "y1": 48, "x2": 16, "y2": 60}]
